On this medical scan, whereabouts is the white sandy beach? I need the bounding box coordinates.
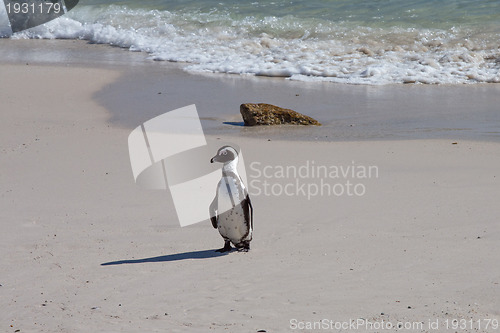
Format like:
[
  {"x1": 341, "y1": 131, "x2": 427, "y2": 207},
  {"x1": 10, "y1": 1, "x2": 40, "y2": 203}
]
[{"x1": 1, "y1": 59, "x2": 500, "y2": 333}]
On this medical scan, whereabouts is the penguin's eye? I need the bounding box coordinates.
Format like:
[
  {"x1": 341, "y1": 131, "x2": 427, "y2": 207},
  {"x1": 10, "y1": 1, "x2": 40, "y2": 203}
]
[{"x1": 221, "y1": 150, "x2": 227, "y2": 155}]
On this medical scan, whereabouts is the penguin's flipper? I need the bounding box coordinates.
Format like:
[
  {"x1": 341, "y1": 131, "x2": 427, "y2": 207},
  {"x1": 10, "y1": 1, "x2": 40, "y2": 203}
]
[
  {"x1": 210, "y1": 215, "x2": 217, "y2": 229},
  {"x1": 209, "y1": 195, "x2": 218, "y2": 229},
  {"x1": 240, "y1": 183, "x2": 253, "y2": 231},
  {"x1": 247, "y1": 194, "x2": 253, "y2": 230},
  {"x1": 215, "y1": 240, "x2": 232, "y2": 253},
  {"x1": 241, "y1": 194, "x2": 253, "y2": 231}
]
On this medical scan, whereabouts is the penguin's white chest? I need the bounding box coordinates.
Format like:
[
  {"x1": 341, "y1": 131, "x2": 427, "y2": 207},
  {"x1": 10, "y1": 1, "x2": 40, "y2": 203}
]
[
  {"x1": 217, "y1": 205, "x2": 247, "y2": 242},
  {"x1": 216, "y1": 176, "x2": 249, "y2": 242}
]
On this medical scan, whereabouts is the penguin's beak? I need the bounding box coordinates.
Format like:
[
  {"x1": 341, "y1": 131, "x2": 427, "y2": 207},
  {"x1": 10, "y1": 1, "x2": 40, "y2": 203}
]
[{"x1": 210, "y1": 155, "x2": 216, "y2": 163}]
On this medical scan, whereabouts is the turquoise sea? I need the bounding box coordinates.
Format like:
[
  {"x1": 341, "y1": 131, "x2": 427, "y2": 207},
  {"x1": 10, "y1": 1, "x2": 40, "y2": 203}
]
[{"x1": 2, "y1": 0, "x2": 500, "y2": 84}]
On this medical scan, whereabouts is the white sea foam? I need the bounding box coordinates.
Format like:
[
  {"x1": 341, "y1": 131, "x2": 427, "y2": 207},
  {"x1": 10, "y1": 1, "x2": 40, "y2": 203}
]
[{"x1": 10, "y1": 5, "x2": 500, "y2": 85}]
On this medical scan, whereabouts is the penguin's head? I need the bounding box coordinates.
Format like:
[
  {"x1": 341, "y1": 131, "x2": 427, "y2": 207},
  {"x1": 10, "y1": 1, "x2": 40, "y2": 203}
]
[{"x1": 211, "y1": 146, "x2": 238, "y2": 164}]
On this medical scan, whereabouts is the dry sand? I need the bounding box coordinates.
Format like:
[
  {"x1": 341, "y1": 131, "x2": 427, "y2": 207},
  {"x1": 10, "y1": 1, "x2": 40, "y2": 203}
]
[{"x1": 1, "y1": 63, "x2": 499, "y2": 333}]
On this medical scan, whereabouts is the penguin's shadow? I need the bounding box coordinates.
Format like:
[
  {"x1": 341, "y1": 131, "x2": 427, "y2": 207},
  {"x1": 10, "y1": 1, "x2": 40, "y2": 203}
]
[{"x1": 100, "y1": 249, "x2": 231, "y2": 266}]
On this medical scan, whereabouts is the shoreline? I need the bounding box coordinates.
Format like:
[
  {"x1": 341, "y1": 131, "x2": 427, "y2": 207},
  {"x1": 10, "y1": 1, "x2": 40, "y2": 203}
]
[{"x1": 1, "y1": 39, "x2": 500, "y2": 143}]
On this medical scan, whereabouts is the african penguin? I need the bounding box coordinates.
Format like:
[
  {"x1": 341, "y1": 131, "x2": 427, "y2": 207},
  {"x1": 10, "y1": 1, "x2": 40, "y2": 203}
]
[{"x1": 209, "y1": 146, "x2": 253, "y2": 252}]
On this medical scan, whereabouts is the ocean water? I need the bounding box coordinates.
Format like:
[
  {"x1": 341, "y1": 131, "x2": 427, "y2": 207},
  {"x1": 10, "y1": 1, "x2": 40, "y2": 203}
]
[{"x1": 3, "y1": 0, "x2": 500, "y2": 84}]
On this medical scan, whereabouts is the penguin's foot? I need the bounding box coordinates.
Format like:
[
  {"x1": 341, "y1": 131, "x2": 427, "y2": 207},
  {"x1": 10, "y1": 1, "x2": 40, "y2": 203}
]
[
  {"x1": 215, "y1": 241, "x2": 232, "y2": 253},
  {"x1": 236, "y1": 242, "x2": 250, "y2": 252}
]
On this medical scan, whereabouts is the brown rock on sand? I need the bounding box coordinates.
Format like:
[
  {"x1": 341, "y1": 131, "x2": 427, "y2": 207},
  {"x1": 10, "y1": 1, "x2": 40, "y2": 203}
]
[{"x1": 240, "y1": 103, "x2": 321, "y2": 126}]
